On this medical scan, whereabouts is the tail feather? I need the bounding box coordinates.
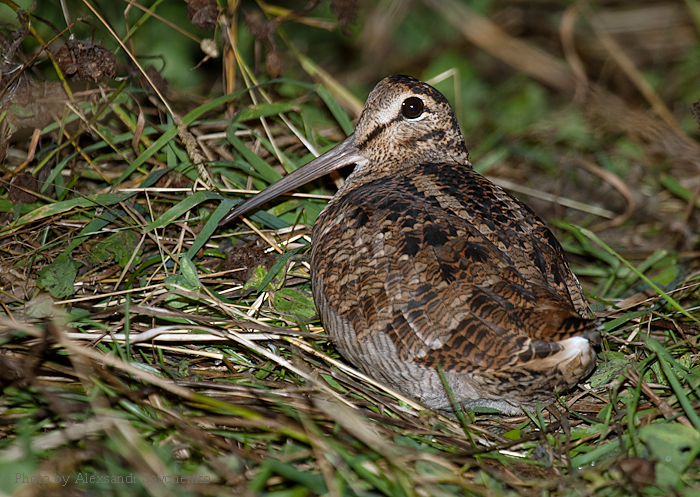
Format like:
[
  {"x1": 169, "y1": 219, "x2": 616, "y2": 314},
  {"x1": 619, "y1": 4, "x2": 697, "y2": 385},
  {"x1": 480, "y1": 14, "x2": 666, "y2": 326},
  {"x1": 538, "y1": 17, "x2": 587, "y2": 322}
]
[{"x1": 519, "y1": 318, "x2": 601, "y2": 382}]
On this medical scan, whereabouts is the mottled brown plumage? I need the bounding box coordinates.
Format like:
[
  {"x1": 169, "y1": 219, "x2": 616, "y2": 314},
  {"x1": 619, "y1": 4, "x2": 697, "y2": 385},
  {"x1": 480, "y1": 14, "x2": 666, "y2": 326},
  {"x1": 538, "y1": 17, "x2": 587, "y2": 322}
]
[{"x1": 221, "y1": 75, "x2": 600, "y2": 414}]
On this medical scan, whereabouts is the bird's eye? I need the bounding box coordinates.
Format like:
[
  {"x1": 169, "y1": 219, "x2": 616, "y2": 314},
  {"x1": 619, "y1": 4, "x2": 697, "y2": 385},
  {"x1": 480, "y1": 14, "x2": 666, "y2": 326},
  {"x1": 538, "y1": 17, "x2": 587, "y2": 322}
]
[{"x1": 401, "y1": 97, "x2": 424, "y2": 119}]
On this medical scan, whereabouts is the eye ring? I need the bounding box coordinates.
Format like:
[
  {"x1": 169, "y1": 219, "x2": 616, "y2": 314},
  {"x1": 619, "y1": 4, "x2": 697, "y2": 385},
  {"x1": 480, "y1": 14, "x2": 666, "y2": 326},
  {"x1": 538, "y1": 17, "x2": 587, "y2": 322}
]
[{"x1": 401, "y1": 97, "x2": 424, "y2": 119}]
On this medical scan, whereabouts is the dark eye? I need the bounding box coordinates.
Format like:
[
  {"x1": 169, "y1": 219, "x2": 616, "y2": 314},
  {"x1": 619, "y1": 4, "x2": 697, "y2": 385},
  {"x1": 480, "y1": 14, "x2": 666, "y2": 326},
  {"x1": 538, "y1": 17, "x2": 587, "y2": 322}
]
[{"x1": 401, "y1": 97, "x2": 424, "y2": 119}]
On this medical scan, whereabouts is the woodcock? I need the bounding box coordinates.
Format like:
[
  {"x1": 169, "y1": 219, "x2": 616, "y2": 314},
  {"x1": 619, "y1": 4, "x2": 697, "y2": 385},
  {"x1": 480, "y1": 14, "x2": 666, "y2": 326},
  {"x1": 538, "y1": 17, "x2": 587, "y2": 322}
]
[{"x1": 220, "y1": 75, "x2": 601, "y2": 414}]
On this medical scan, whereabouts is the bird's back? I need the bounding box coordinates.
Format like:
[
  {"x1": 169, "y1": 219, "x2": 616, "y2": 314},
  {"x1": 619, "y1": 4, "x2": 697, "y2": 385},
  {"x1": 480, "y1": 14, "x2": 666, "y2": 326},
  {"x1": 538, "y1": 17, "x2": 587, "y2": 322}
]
[{"x1": 311, "y1": 161, "x2": 599, "y2": 412}]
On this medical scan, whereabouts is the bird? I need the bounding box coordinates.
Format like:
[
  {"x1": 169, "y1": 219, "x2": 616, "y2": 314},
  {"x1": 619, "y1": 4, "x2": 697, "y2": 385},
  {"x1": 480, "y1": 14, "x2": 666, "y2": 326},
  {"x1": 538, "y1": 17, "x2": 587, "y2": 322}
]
[{"x1": 220, "y1": 75, "x2": 601, "y2": 414}]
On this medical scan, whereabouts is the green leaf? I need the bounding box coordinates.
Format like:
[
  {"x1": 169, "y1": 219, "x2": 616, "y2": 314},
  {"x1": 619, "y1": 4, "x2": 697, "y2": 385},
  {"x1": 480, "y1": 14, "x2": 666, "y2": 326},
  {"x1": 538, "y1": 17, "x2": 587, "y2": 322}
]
[
  {"x1": 241, "y1": 248, "x2": 303, "y2": 294},
  {"x1": 588, "y1": 351, "x2": 630, "y2": 387},
  {"x1": 179, "y1": 255, "x2": 201, "y2": 291},
  {"x1": 503, "y1": 429, "x2": 521, "y2": 440},
  {"x1": 256, "y1": 247, "x2": 302, "y2": 292},
  {"x1": 23, "y1": 293, "x2": 68, "y2": 320},
  {"x1": 272, "y1": 288, "x2": 316, "y2": 320},
  {"x1": 90, "y1": 230, "x2": 142, "y2": 267},
  {"x1": 639, "y1": 423, "x2": 700, "y2": 489},
  {"x1": 37, "y1": 254, "x2": 82, "y2": 298},
  {"x1": 242, "y1": 266, "x2": 269, "y2": 291},
  {"x1": 162, "y1": 256, "x2": 201, "y2": 309},
  {"x1": 163, "y1": 257, "x2": 200, "y2": 292}
]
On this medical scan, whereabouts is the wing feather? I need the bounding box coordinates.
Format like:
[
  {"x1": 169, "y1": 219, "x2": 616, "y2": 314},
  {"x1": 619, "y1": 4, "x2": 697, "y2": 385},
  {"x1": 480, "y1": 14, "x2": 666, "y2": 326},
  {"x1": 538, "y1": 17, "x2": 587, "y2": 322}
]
[{"x1": 311, "y1": 164, "x2": 597, "y2": 376}]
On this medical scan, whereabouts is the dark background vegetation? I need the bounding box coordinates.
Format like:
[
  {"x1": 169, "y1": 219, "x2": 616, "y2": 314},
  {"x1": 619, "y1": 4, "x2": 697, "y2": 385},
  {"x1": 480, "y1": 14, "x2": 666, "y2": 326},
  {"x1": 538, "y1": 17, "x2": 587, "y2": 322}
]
[{"x1": 0, "y1": 0, "x2": 699, "y2": 496}]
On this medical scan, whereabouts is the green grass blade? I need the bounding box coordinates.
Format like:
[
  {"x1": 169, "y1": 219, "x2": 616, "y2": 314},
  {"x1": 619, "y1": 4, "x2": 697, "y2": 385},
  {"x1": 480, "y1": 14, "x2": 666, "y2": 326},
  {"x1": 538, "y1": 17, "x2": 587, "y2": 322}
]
[
  {"x1": 646, "y1": 338, "x2": 700, "y2": 431},
  {"x1": 1, "y1": 193, "x2": 136, "y2": 233},
  {"x1": 146, "y1": 191, "x2": 224, "y2": 231},
  {"x1": 186, "y1": 198, "x2": 238, "y2": 259},
  {"x1": 580, "y1": 228, "x2": 699, "y2": 324},
  {"x1": 228, "y1": 134, "x2": 283, "y2": 184}
]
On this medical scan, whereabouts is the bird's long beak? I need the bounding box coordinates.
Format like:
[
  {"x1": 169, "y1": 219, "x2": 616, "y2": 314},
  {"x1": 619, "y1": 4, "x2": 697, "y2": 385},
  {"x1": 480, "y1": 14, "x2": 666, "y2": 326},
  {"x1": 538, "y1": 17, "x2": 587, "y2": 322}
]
[{"x1": 219, "y1": 134, "x2": 363, "y2": 225}]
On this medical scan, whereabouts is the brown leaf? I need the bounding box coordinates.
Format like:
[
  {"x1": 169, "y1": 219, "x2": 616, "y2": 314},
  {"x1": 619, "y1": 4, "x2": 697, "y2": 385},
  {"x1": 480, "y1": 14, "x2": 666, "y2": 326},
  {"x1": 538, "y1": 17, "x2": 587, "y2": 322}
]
[{"x1": 187, "y1": 0, "x2": 220, "y2": 30}]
